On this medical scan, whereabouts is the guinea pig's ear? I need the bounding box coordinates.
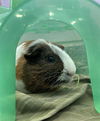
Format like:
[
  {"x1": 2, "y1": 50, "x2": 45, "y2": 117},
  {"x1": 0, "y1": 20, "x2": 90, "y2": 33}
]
[
  {"x1": 24, "y1": 45, "x2": 43, "y2": 63},
  {"x1": 52, "y1": 43, "x2": 64, "y2": 50},
  {"x1": 57, "y1": 44, "x2": 64, "y2": 50}
]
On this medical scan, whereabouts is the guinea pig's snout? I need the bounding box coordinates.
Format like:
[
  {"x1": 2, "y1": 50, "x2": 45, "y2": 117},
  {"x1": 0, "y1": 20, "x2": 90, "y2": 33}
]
[
  {"x1": 66, "y1": 71, "x2": 75, "y2": 77},
  {"x1": 57, "y1": 69, "x2": 76, "y2": 84}
]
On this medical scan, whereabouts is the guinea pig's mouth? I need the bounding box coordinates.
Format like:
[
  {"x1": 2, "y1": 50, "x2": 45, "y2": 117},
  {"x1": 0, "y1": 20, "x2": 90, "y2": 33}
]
[{"x1": 50, "y1": 75, "x2": 72, "y2": 86}]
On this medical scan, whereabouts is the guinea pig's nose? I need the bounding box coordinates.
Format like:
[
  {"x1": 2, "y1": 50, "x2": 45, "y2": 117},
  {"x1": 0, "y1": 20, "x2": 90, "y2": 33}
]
[{"x1": 67, "y1": 72, "x2": 74, "y2": 77}]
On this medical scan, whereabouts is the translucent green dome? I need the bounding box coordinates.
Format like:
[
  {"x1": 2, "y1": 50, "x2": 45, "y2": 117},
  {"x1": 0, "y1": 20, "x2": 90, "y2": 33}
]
[{"x1": 0, "y1": 0, "x2": 100, "y2": 121}]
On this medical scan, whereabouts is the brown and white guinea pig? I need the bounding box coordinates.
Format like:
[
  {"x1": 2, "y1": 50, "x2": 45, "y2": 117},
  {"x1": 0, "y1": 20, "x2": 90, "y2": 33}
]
[{"x1": 16, "y1": 39, "x2": 76, "y2": 93}]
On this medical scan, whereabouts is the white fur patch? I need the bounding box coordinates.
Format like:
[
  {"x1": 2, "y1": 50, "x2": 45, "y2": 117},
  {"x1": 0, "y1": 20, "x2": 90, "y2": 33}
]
[
  {"x1": 16, "y1": 80, "x2": 29, "y2": 93},
  {"x1": 16, "y1": 42, "x2": 25, "y2": 65},
  {"x1": 28, "y1": 39, "x2": 48, "y2": 48}
]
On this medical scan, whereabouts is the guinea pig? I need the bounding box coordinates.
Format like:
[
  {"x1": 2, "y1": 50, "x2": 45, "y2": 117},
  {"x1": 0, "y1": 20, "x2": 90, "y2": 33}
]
[{"x1": 16, "y1": 39, "x2": 76, "y2": 93}]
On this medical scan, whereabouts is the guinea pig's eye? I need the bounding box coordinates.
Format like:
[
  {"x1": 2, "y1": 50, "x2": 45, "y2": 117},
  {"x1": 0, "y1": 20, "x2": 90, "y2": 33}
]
[{"x1": 47, "y1": 56, "x2": 56, "y2": 63}]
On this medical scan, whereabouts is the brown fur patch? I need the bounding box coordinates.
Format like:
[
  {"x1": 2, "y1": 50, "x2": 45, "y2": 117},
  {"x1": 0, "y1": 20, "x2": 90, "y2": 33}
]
[
  {"x1": 22, "y1": 59, "x2": 63, "y2": 92},
  {"x1": 16, "y1": 56, "x2": 26, "y2": 80},
  {"x1": 24, "y1": 40, "x2": 33, "y2": 48}
]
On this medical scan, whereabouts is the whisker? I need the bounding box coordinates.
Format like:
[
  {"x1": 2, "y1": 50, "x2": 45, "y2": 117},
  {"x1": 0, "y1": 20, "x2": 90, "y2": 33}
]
[{"x1": 43, "y1": 72, "x2": 60, "y2": 79}]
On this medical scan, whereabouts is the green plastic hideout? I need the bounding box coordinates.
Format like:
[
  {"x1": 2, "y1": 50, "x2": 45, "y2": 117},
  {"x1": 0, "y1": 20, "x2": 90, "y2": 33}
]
[{"x1": 0, "y1": 0, "x2": 100, "y2": 120}]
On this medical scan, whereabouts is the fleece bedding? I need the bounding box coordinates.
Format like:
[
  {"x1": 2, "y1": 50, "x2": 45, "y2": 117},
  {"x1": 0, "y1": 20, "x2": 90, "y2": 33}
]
[{"x1": 16, "y1": 75, "x2": 100, "y2": 121}]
